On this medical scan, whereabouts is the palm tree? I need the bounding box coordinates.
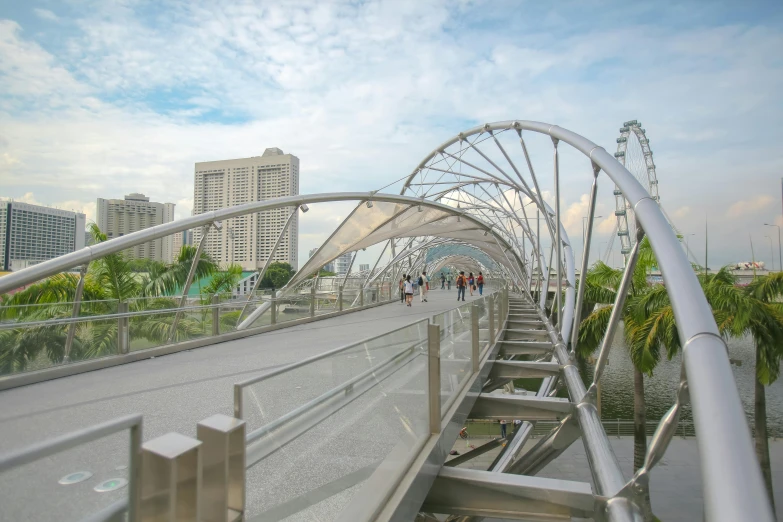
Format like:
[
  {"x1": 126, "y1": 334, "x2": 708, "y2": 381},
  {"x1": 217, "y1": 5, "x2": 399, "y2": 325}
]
[{"x1": 611, "y1": 266, "x2": 783, "y2": 513}]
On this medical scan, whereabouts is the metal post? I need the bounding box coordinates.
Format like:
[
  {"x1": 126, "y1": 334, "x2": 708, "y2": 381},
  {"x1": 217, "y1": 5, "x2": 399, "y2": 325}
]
[
  {"x1": 471, "y1": 303, "x2": 480, "y2": 373},
  {"x1": 237, "y1": 207, "x2": 298, "y2": 324},
  {"x1": 592, "y1": 226, "x2": 645, "y2": 387},
  {"x1": 359, "y1": 286, "x2": 364, "y2": 307},
  {"x1": 310, "y1": 284, "x2": 316, "y2": 317},
  {"x1": 338, "y1": 286, "x2": 344, "y2": 312},
  {"x1": 117, "y1": 301, "x2": 129, "y2": 354},
  {"x1": 488, "y1": 295, "x2": 495, "y2": 342},
  {"x1": 552, "y1": 138, "x2": 562, "y2": 330},
  {"x1": 428, "y1": 323, "x2": 441, "y2": 434},
  {"x1": 571, "y1": 164, "x2": 600, "y2": 355},
  {"x1": 63, "y1": 264, "x2": 88, "y2": 363},
  {"x1": 169, "y1": 224, "x2": 211, "y2": 343},
  {"x1": 140, "y1": 433, "x2": 202, "y2": 521},
  {"x1": 196, "y1": 414, "x2": 246, "y2": 522},
  {"x1": 211, "y1": 295, "x2": 220, "y2": 336},
  {"x1": 270, "y1": 290, "x2": 277, "y2": 325}
]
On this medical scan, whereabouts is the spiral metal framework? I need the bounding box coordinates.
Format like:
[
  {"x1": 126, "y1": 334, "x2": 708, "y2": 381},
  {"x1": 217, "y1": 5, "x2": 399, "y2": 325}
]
[
  {"x1": 613, "y1": 120, "x2": 660, "y2": 261},
  {"x1": 0, "y1": 121, "x2": 774, "y2": 522}
]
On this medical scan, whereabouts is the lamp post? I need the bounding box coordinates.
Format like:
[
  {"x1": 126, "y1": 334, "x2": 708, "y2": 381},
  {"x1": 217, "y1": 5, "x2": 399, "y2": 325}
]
[
  {"x1": 582, "y1": 215, "x2": 603, "y2": 265},
  {"x1": 599, "y1": 241, "x2": 608, "y2": 266},
  {"x1": 764, "y1": 223, "x2": 782, "y2": 272},
  {"x1": 765, "y1": 236, "x2": 774, "y2": 270},
  {"x1": 684, "y1": 233, "x2": 696, "y2": 263}
]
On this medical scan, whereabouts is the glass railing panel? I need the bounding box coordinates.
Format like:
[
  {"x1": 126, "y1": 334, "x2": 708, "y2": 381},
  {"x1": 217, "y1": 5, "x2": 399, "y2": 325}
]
[
  {"x1": 0, "y1": 420, "x2": 137, "y2": 521},
  {"x1": 432, "y1": 302, "x2": 473, "y2": 413},
  {"x1": 238, "y1": 320, "x2": 428, "y2": 435},
  {"x1": 243, "y1": 323, "x2": 430, "y2": 520},
  {"x1": 275, "y1": 294, "x2": 312, "y2": 325}
]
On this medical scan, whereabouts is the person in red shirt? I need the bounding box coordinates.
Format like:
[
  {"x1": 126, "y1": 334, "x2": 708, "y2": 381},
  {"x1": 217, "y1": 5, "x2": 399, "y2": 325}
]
[{"x1": 477, "y1": 272, "x2": 485, "y2": 295}]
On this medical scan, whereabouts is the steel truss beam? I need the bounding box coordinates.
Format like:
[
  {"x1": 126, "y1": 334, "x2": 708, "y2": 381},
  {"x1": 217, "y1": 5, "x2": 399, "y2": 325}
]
[{"x1": 422, "y1": 467, "x2": 593, "y2": 520}]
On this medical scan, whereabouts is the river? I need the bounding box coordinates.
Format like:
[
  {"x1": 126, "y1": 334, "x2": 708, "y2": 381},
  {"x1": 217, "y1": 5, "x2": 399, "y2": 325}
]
[{"x1": 575, "y1": 324, "x2": 783, "y2": 436}]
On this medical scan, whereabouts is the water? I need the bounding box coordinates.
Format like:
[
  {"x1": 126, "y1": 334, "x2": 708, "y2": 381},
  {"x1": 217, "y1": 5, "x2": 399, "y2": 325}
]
[{"x1": 577, "y1": 324, "x2": 783, "y2": 436}]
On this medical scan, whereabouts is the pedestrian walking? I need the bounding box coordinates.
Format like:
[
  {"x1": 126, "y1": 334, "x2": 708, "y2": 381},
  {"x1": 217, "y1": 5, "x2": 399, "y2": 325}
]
[
  {"x1": 399, "y1": 275, "x2": 406, "y2": 304},
  {"x1": 477, "y1": 272, "x2": 484, "y2": 295},
  {"x1": 456, "y1": 271, "x2": 466, "y2": 301},
  {"x1": 447, "y1": 275, "x2": 452, "y2": 290},
  {"x1": 419, "y1": 271, "x2": 429, "y2": 302},
  {"x1": 468, "y1": 272, "x2": 475, "y2": 296},
  {"x1": 440, "y1": 273, "x2": 446, "y2": 289},
  {"x1": 404, "y1": 275, "x2": 414, "y2": 306},
  {"x1": 500, "y1": 419, "x2": 507, "y2": 438}
]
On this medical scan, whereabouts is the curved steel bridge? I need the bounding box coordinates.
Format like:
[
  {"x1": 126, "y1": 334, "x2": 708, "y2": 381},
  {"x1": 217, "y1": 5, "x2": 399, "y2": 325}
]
[{"x1": 0, "y1": 121, "x2": 771, "y2": 522}]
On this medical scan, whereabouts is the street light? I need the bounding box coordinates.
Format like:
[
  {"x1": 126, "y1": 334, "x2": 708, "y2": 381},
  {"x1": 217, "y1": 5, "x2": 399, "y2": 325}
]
[
  {"x1": 763, "y1": 223, "x2": 782, "y2": 272},
  {"x1": 765, "y1": 236, "x2": 774, "y2": 270},
  {"x1": 684, "y1": 233, "x2": 696, "y2": 262},
  {"x1": 582, "y1": 215, "x2": 603, "y2": 266}
]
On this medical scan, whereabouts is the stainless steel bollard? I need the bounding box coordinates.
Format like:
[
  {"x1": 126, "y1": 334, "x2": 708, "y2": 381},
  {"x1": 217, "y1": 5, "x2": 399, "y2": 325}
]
[
  {"x1": 197, "y1": 414, "x2": 246, "y2": 522},
  {"x1": 140, "y1": 432, "x2": 202, "y2": 522}
]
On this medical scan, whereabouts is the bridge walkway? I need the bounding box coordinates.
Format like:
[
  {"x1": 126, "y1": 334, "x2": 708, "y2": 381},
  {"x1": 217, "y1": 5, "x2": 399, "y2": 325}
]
[{"x1": 0, "y1": 285, "x2": 488, "y2": 521}]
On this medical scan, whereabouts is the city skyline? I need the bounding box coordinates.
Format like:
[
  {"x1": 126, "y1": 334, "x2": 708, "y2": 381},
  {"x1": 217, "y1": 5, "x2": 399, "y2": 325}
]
[{"x1": 0, "y1": 1, "x2": 781, "y2": 269}]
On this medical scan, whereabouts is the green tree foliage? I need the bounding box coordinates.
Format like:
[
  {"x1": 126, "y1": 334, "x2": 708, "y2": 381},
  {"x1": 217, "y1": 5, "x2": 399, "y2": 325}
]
[
  {"x1": 260, "y1": 262, "x2": 296, "y2": 289},
  {"x1": 0, "y1": 225, "x2": 222, "y2": 375}
]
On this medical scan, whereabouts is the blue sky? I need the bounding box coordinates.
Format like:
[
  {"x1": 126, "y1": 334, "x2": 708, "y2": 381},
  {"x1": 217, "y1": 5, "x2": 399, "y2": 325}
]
[{"x1": 1, "y1": 0, "x2": 782, "y2": 268}]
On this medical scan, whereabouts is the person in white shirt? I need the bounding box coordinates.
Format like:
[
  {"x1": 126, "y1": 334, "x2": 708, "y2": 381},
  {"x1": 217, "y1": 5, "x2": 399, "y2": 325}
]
[
  {"x1": 500, "y1": 419, "x2": 507, "y2": 438},
  {"x1": 419, "y1": 271, "x2": 429, "y2": 302},
  {"x1": 404, "y1": 275, "x2": 414, "y2": 307}
]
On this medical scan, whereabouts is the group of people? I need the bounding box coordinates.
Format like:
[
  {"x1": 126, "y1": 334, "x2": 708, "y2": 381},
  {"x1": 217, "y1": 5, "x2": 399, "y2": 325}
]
[{"x1": 398, "y1": 270, "x2": 485, "y2": 306}]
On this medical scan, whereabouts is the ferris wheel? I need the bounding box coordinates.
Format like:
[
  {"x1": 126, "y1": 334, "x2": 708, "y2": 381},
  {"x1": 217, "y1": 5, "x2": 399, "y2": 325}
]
[{"x1": 611, "y1": 120, "x2": 660, "y2": 262}]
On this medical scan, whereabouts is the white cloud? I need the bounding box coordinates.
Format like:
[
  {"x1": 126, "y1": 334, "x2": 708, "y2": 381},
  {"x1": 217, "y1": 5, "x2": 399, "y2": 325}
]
[
  {"x1": 33, "y1": 9, "x2": 59, "y2": 22},
  {"x1": 728, "y1": 195, "x2": 773, "y2": 218},
  {"x1": 0, "y1": 1, "x2": 781, "y2": 268}
]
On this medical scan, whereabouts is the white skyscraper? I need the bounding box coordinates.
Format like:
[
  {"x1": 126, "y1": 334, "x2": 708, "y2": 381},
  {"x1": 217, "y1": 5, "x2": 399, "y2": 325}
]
[
  {"x1": 1, "y1": 201, "x2": 86, "y2": 271},
  {"x1": 97, "y1": 193, "x2": 176, "y2": 262},
  {"x1": 335, "y1": 252, "x2": 353, "y2": 275},
  {"x1": 193, "y1": 148, "x2": 300, "y2": 271}
]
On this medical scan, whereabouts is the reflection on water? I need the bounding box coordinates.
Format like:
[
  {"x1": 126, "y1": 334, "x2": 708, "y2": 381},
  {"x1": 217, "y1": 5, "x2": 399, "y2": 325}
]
[{"x1": 576, "y1": 324, "x2": 783, "y2": 436}]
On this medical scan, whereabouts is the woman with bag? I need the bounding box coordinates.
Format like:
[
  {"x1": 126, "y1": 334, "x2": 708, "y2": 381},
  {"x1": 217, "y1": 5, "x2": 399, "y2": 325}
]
[{"x1": 468, "y1": 272, "x2": 475, "y2": 296}]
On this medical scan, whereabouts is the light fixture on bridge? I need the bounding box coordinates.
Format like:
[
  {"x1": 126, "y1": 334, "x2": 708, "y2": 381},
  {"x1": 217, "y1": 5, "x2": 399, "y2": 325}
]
[
  {"x1": 483, "y1": 230, "x2": 489, "y2": 236},
  {"x1": 366, "y1": 200, "x2": 373, "y2": 208},
  {"x1": 300, "y1": 204, "x2": 309, "y2": 213},
  {"x1": 418, "y1": 204, "x2": 423, "y2": 212}
]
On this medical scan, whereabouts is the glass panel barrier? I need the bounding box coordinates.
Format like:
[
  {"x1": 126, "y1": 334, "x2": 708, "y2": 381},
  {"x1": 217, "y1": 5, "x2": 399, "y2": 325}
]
[
  {"x1": 432, "y1": 302, "x2": 473, "y2": 414},
  {"x1": 239, "y1": 320, "x2": 429, "y2": 520}
]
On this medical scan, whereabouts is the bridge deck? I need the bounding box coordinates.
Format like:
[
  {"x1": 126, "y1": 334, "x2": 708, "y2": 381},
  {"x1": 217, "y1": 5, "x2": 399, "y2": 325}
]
[{"x1": 0, "y1": 286, "x2": 483, "y2": 521}]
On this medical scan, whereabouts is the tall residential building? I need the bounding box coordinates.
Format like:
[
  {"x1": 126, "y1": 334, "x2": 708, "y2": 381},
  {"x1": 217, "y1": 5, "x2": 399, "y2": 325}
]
[
  {"x1": 193, "y1": 148, "x2": 300, "y2": 271},
  {"x1": 171, "y1": 229, "x2": 193, "y2": 261},
  {"x1": 359, "y1": 264, "x2": 370, "y2": 272},
  {"x1": 1, "y1": 201, "x2": 86, "y2": 271},
  {"x1": 335, "y1": 252, "x2": 353, "y2": 275},
  {"x1": 97, "y1": 193, "x2": 176, "y2": 262}
]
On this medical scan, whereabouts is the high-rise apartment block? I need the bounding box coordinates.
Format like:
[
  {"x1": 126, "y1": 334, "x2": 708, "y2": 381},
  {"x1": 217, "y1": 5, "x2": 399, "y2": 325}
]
[
  {"x1": 193, "y1": 148, "x2": 299, "y2": 271},
  {"x1": 0, "y1": 201, "x2": 86, "y2": 271},
  {"x1": 308, "y1": 247, "x2": 335, "y2": 273},
  {"x1": 335, "y1": 252, "x2": 353, "y2": 275},
  {"x1": 171, "y1": 229, "x2": 193, "y2": 261},
  {"x1": 97, "y1": 193, "x2": 176, "y2": 262},
  {"x1": 359, "y1": 263, "x2": 370, "y2": 272}
]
